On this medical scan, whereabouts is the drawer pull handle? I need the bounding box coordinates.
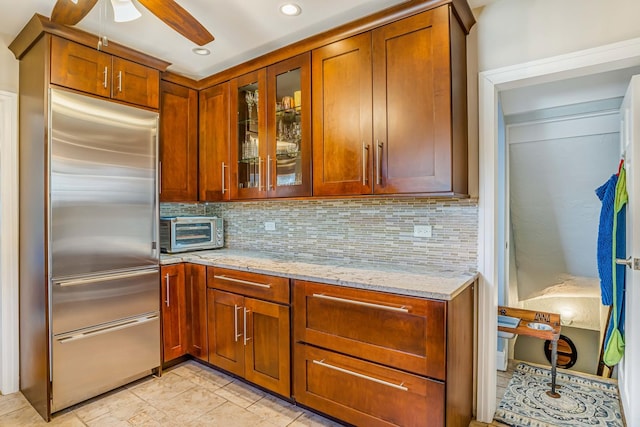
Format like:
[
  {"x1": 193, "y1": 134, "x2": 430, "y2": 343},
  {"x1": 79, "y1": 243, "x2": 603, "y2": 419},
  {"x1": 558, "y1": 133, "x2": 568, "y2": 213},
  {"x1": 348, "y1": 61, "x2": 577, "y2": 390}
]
[
  {"x1": 312, "y1": 294, "x2": 409, "y2": 313},
  {"x1": 215, "y1": 275, "x2": 271, "y2": 289},
  {"x1": 312, "y1": 359, "x2": 408, "y2": 392},
  {"x1": 244, "y1": 308, "x2": 252, "y2": 345}
]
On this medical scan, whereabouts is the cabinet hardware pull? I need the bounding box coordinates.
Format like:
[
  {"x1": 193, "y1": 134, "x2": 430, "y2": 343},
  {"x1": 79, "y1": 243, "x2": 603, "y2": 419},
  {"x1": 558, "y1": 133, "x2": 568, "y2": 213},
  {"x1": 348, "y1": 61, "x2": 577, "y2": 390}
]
[
  {"x1": 117, "y1": 70, "x2": 123, "y2": 93},
  {"x1": 362, "y1": 142, "x2": 369, "y2": 186},
  {"x1": 165, "y1": 273, "x2": 170, "y2": 307},
  {"x1": 376, "y1": 140, "x2": 383, "y2": 185},
  {"x1": 234, "y1": 305, "x2": 242, "y2": 342},
  {"x1": 103, "y1": 66, "x2": 108, "y2": 89},
  {"x1": 54, "y1": 269, "x2": 157, "y2": 287},
  {"x1": 158, "y1": 161, "x2": 162, "y2": 194},
  {"x1": 258, "y1": 157, "x2": 264, "y2": 191},
  {"x1": 312, "y1": 359, "x2": 408, "y2": 391},
  {"x1": 267, "y1": 155, "x2": 272, "y2": 191},
  {"x1": 221, "y1": 162, "x2": 228, "y2": 194},
  {"x1": 312, "y1": 293, "x2": 408, "y2": 313},
  {"x1": 57, "y1": 314, "x2": 158, "y2": 344},
  {"x1": 244, "y1": 308, "x2": 252, "y2": 345},
  {"x1": 215, "y1": 275, "x2": 271, "y2": 289}
]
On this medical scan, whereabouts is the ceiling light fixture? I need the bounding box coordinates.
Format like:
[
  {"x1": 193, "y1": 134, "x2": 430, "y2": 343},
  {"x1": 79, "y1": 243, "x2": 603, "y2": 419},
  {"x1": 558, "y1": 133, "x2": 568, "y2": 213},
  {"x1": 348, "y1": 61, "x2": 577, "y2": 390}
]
[
  {"x1": 280, "y1": 3, "x2": 302, "y2": 16},
  {"x1": 110, "y1": 0, "x2": 142, "y2": 23},
  {"x1": 192, "y1": 47, "x2": 211, "y2": 56}
]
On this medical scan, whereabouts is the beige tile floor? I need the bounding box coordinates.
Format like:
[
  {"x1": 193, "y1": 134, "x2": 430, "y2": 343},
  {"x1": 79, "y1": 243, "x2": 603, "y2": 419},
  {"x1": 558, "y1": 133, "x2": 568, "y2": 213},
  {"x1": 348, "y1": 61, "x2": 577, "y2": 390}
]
[{"x1": 0, "y1": 360, "x2": 344, "y2": 426}]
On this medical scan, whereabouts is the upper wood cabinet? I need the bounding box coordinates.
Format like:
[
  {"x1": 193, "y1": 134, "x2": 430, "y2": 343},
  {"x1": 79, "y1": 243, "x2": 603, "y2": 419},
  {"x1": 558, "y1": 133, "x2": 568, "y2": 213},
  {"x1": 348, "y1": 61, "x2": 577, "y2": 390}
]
[
  {"x1": 229, "y1": 53, "x2": 312, "y2": 200},
  {"x1": 50, "y1": 36, "x2": 159, "y2": 109},
  {"x1": 312, "y1": 6, "x2": 468, "y2": 196},
  {"x1": 312, "y1": 33, "x2": 373, "y2": 196},
  {"x1": 159, "y1": 81, "x2": 198, "y2": 201},
  {"x1": 199, "y1": 82, "x2": 231, "y2": 202}
]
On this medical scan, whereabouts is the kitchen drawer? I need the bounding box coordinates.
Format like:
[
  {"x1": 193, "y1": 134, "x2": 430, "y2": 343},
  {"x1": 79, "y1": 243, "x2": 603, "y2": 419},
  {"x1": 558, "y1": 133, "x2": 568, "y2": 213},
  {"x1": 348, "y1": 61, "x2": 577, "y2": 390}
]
[
  {"x1": 207, "y1": 267, "x2": 289, "y2": 304},
  {"x1": 293, "y1": 280, "x2": 446, "y2": 380},
  {"x1": 294, "y1": 343, "x2": 444, "y2": 427}
]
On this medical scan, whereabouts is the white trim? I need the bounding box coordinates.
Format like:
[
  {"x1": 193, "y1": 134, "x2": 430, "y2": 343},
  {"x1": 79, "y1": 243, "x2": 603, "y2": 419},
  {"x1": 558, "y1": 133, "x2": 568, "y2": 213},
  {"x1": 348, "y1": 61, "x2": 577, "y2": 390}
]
[
  {"x1": 0, "y1": 90, "x2": 19, "y2": 394},
  {"x1": 477, "y1": 36, "x2": 640, "y2": 423}
]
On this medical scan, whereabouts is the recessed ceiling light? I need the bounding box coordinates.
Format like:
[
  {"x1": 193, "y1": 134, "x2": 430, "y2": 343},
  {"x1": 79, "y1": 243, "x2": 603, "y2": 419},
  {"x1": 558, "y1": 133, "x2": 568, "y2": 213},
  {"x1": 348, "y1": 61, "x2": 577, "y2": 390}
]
[
  {"x1": 280, "y1": 3, "x2": 302, "y2": 16},
  {"x1": 192, "y1": 47, "x2": 211, "y2": 56}
]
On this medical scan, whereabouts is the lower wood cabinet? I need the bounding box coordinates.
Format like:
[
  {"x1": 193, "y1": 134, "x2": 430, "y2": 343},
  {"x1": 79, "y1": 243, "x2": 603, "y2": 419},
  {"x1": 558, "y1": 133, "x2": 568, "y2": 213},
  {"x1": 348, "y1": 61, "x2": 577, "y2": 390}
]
[
  {"x1": 185, "y1": 263, "x2": 208, "y2": 360},
  {"x1": 160, "y1": 264, "x2": 187, "y2": 362},
  {"x1": 207, "y1": 268, "x2": 291, "y2": 397},
  {"x1": 293, "y1": 280, "x2": 475, "y2": 427}
]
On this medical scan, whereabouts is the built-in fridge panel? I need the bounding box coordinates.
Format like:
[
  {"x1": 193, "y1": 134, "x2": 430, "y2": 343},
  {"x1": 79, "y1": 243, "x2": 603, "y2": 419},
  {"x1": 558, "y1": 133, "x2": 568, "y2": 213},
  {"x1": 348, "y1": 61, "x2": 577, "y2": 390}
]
[
  {"x1": 51, "y1": 268, "x2": 159, "y2": 335},
  {"x1": 50, "y1": 89, "x2": 159, "y2": 278},
  {"x1": 51, "y1": 313, "x2": 160, "y2": 412}
]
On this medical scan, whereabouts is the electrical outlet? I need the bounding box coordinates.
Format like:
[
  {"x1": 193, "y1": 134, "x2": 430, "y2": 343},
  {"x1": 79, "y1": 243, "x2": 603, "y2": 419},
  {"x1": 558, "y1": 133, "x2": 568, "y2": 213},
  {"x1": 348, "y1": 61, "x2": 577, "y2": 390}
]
[
  {"x1": 264, "y1": 221, "x2": 276, "y2": 231},
  {"x1": 413, "y1": 225, "x2": 432, "y2": 238}
]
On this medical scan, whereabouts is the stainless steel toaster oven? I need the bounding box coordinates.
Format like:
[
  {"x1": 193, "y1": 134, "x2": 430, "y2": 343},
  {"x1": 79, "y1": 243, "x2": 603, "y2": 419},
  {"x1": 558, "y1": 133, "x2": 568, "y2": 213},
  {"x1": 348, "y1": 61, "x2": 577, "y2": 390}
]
[{"x1": 160, "y1": 216, "x2": 224, "y2": 253}]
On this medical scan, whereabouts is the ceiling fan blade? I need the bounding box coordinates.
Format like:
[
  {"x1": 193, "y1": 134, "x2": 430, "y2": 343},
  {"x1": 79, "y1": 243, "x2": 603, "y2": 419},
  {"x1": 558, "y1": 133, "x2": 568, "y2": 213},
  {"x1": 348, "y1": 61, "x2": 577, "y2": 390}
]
[
  {"x1": 136, "y1": 0, "x2": 214, "y2": 46},
  {"x1": 51, "y1": 0, "x2": 99, "y2": 25}
]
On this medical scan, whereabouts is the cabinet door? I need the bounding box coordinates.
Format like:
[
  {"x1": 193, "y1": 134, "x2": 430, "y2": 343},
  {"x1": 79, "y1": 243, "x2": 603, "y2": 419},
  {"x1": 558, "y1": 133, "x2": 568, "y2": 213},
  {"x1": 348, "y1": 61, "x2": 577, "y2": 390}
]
[
  {"x1": 372, "y1": 8, "x2": 452, "y2": 194},
  {"x1": 161, "y1": 264, "x2": 187, "y2": 362},
  {"x1": 244, "y1": 298, "x2": 290, "y2": 397},
  {"x1": 207, "y1": 289, "x2": 244, "y2": 376},
  {"x1": 50, "y1": 36, "x2": 111, "y2": 98},
  {"x1": 312, "y1": 33, "x2": 373, "y2": 196},
  {"x1": 159, "y1": 81, "x2": 198, "y2": 201},
  {"x1": 185, "y1": 264, "x2": 207, "y2": 361},
  {"x1": 112, "y1": 57, "x2": 160, "y2": 109},
  {"x1": 199, "y1": 82, "x2": 230, "y2": 201},
  {"x1": 230, "y1": 69, "x2": 268, "y2": 200},
  {"x1": 266, "y1": 53, "x2": 311, "y2": 198}
]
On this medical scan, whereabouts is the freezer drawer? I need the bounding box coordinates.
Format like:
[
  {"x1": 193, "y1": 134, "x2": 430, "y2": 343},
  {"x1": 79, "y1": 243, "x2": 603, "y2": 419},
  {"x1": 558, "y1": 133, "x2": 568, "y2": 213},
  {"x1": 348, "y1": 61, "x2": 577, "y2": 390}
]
[
  {"x1": 52, "y1": 313, "x2": 160, "y2": 412},
  {"x1": 52, "y1": 268, "x2": 159, "y2": 335}
]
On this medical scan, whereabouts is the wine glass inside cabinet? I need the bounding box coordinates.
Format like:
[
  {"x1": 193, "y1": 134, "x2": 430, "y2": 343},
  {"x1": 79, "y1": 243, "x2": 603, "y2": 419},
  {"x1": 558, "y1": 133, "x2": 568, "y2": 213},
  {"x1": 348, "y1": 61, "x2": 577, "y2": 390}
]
[
  {"x1": 267, "y1": 53, "x2": 311, "y2": 198},
  {"x1": 230, "y1": 69, "x2": 267, "y2": 199}
]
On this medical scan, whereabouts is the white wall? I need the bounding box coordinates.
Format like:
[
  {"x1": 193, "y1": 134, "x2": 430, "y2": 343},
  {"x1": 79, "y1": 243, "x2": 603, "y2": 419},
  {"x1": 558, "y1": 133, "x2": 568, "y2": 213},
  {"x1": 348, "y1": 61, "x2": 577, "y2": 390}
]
[
  {"x1": 476, "y1": 0, "x2": 640, "y2": 72},
  {"x1": 0, "y1": 34, "x2": 18, "y2": 93}
]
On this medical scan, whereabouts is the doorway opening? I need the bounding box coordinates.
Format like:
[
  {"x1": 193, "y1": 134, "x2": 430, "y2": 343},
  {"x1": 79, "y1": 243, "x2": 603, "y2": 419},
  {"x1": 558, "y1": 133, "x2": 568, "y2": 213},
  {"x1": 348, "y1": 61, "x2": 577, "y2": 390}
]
[{"x1": 477, "y1": 37, "x2": 640, "y2": 423}]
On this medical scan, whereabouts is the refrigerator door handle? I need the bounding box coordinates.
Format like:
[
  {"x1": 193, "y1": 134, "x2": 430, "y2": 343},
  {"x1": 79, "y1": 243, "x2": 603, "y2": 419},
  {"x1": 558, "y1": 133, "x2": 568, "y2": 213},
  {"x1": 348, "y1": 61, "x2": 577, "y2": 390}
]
[
  {"x1": 56, "y1": 313, "x2": 159, "y2": 344},
  {"x1": 54, "y1": 269, "x2": 158, "y2": 287}
]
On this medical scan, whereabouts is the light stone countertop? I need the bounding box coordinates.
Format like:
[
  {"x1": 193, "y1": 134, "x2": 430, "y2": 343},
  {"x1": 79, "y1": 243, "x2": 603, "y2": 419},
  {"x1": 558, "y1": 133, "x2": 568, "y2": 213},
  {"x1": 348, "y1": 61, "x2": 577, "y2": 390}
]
[{"x1": 160, "y1": 249, "x2": 477, "y2": 301}]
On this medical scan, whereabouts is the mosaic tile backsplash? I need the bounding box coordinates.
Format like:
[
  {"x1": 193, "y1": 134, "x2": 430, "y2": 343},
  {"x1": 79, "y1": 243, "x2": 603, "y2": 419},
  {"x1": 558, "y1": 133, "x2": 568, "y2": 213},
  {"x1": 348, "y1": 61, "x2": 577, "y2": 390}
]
[{"x1": 161, "y1": 198, "x2": 478, "y2": 271}]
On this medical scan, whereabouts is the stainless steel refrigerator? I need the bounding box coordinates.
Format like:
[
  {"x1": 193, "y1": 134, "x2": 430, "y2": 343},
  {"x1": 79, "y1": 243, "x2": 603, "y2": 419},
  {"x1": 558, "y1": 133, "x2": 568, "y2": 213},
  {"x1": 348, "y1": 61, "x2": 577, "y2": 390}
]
[{"x1": 48, "y1": 88, "x2": 160, "y2": 412}]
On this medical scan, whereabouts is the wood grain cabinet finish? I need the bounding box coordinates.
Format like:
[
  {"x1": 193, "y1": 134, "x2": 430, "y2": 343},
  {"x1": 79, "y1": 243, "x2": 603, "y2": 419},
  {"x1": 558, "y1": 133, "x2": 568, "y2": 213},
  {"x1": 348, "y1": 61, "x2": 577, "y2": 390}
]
[
  {"x1": 159, "y1": 81, "x2": 198, "y2": 202},
  {"x1": 50, "y1": 36, "x2": 159, "y2": 109},
  {"x1": 161, "y1": 264, "x2": 187, "y2": 362},
  {"x1": 312, "y1": 33, "x2": 373, "y2": 196},
  {"x1": 199, "y1": 82, "x2": 231, "y2": 201},
  {"x1": 207, "y1": 268, "x2": 291, "y2": 397},
  {"x1": 312, "y1": 6, "x2": 468, "y2": 196},
  {"x1": 185, "y1": 263, "x2": 208, "y2": 360},
  {"x1": 293, "y1": 280, "x2": 475, "y2": 427}
]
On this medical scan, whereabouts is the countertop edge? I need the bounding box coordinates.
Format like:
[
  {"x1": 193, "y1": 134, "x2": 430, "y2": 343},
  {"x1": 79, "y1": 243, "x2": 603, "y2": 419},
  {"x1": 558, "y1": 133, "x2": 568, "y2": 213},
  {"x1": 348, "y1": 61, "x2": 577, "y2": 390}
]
[{"x1": 160, "y1": 251, "x2": 478, "y2": 301}]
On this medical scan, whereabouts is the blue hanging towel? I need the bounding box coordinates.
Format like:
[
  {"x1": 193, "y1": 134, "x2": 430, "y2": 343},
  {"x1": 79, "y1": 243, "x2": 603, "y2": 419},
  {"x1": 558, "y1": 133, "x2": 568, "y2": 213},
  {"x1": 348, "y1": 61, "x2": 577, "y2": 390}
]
[{"x1": 596, "y1": 174, "x2": 618, "y2": 306}]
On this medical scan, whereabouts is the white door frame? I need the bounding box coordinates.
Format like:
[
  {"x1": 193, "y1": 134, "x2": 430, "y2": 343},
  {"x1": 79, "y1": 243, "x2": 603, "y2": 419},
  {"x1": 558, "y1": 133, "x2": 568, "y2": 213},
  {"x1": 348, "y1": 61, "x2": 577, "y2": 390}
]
[
  {"x1": 477, "y1": 37, "x2": 640, "y2": 422},
  {"x1": 0, "y1": 90, "x2": 19, "y2": 395}
]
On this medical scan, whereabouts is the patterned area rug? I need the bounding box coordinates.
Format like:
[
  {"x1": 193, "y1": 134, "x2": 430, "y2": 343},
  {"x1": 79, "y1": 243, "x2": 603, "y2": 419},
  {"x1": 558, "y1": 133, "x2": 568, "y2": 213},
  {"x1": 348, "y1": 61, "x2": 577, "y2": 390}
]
[{"x1": 495, "y1": 363, "x2": 624, "y2": 427}]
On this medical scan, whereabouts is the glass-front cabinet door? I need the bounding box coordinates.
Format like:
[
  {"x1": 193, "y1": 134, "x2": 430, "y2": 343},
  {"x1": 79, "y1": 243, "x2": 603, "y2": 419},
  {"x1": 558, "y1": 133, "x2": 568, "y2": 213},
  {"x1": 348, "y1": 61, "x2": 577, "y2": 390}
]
[
  {"x1": 230, "y1": 54, "x2": 310, "y2": 200},
  {"x1": 266, "y1": 53, "x2": 311, "y2": 198},
  {"x1": 230, "y1": 69, "x2": 267, "y2": 199}
]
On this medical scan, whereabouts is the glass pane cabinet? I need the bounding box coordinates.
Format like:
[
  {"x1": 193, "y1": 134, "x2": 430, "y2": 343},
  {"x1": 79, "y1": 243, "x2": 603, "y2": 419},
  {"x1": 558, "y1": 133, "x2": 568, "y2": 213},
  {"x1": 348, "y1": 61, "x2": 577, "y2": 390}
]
[{"x1": 230, "y1": 53, "x2": 310, "y2": 199}]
